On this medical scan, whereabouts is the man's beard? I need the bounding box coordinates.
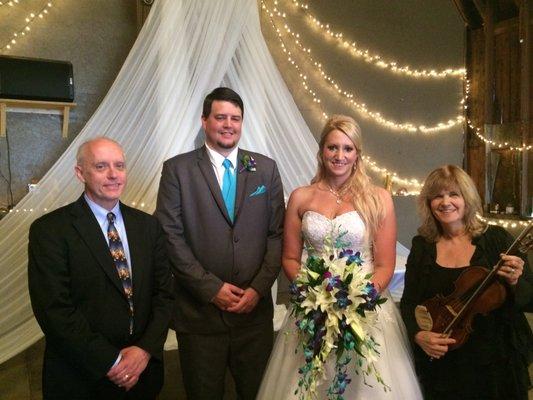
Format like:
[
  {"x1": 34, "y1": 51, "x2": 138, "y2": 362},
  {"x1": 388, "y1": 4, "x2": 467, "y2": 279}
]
[{"x1": 217, "y1": 139, "x2": 237, "y2": 149}]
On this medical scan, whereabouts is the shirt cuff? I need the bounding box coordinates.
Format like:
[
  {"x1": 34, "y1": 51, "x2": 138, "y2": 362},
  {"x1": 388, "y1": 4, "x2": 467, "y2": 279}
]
[{"x1": 110, "y1": 353, "x2": 122, "y2": 370}]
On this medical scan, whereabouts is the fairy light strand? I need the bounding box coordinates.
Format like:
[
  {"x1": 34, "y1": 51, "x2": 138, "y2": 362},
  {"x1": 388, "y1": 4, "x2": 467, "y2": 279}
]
[
  {"x1": 0, "y1": 1, "x2": 53, "y2": 53},
  {"x1": 0, "y1": 0, "x2": 21, "y2": 8},
  {"x1": 271, "y1": 2, "x2": 529, "y2": 148},
  {"x1": 285, "y1": 0, "x2": 465, "y2": 80},
  {"x1": 261, "y1": 1, "x2": 425, "y2": 192},
  {"x1": 263, "y1": 1, "x2": 465, "y2": 134},
  {"x1": 5, "y1": 201, "x2": 149, "y2": 215},
  {"x1": 363, "y1": 155, "x2": 422, "y2": 194},
  {"x1": 8, "y1": 206, "x2": 533, "y2": 227},
  {"x1": 463, "y1": 80, "x2": 531, "y2": 151},
  {"x1": 476, "y1": 213, "x2": 531, "y2": 229}
]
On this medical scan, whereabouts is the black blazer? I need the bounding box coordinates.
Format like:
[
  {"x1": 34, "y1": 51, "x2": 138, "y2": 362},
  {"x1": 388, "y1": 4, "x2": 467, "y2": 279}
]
[
  {"x1": 400, "y1": 225, "x2": 533, "y2": 363},
  {"x1": 28, "y1": 196, "x2": 174, "y2": 396}
]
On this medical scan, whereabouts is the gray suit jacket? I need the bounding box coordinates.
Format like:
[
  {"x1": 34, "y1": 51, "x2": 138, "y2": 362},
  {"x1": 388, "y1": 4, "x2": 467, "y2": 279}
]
[{"x1": 155, "y1": 146, "x2": 284, "y2": 333}]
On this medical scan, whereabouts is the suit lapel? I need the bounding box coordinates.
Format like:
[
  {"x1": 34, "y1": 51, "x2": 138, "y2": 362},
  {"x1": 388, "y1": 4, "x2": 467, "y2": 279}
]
[
  {"x1": 197, "y1": 146, "x2": 233, "y2": 225},
  {"x1": 234, "y1": 149, "x2": 249, "y2": 222},
  {"x1": 71, "y1": 197, "x2": 126, "y2": 298},
  {"x1": 121, "y1": 203, "x2": 144, "y2": 304}
]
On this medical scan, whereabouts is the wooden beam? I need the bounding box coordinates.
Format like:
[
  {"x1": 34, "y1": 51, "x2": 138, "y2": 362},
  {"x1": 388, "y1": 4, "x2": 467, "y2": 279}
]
[
  {"x1": 0, "y1": 102, "x2": 5, "y2": 137},
  {"x1": 473, "y1": 0, "x2": 488, "y2": 20},
  {"x1": 494, "y1": 17, "x2": 519, "y2": 34},
  {"x1": 452, "y1": 0, "x2": 484, "y2": 28},
  {"x1": 519, "y1": 0, "x2": 531, "y2": 214},
  {"x1": 136, "y1": 0, "x2": 153, "y2": 33},
  {"x1": 484, "y1": 2, "x2": 496, "y2": 124},
  {"x1": 0, "y1": 99, "x2": 76, "y2": 138},
  {"x1": 483, "y1": 1, "x2": 496, "y2": 204}
]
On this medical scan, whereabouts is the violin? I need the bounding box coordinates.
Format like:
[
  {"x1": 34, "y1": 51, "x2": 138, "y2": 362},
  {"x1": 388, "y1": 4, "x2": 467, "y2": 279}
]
[{"x1": 414, "y1": 222, "x2": 533, "y2": 351}]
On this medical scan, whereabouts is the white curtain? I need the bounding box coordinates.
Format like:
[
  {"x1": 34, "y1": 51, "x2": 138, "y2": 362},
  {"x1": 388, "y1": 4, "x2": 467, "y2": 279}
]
[{"x1": 0, "y1": 0, "x2": 318, "y2": 364}]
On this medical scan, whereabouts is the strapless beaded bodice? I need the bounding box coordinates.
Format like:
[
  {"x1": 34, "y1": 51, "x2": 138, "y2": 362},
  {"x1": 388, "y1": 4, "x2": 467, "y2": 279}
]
[{"x1": 301, "y1": 210, "x2": 373, "y2": 273}]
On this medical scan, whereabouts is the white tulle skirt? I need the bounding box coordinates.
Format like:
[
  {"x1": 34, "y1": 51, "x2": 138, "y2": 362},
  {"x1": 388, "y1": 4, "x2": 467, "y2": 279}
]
[{"x1": 257, "y1": 290, "x2": 423, "y2": 400}]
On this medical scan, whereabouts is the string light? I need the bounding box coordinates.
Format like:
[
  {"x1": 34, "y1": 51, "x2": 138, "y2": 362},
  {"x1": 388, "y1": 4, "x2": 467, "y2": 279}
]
[
  {"x1": 363, "y1": 155, "x2": 422, "y2": 194},
  {"x1": 7, "y1": 201, "x2": 150, "y2": 215},
  {"x1": 0, "y1": 0, "x2": 21, "y2": 7},
  {"x1": 285, "y1": 0, "x2": 465, "y2": 80},
  {"x1": 0, "y1": 1, "x2": 53, "y2": 53},
  {"x1": 9, "y1": 205, "x2": 533, "y2": 223},
  {"x1": 467, "y1": 119, "x2": 532, "y2": 151},
  {"x1": 476, "y1": 213, "x2": 531, "y2": 229},
  {"x1": 261, "y1": 1, "x2": 426, "y2": 192},
  {"x1": 263, "y1": 1, "x2": 464, "y2": 134},
  {"x1": 463, "y1": 80, "x2": 531, "y2": 151}
]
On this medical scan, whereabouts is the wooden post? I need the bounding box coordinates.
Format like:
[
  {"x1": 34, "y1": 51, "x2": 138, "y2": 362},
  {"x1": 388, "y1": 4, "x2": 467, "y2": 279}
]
[
  {"x1": 519, "y1": 0, "x2": 531, "y2": 215},
  {"x1": 0, "y1": 102, "x2": 5, "y2": 137},
  {"x1": 136, "y1": 0, "x2": 153, "y2": 33},
  {"x1": 62, "y1": 106, "x2": 70, "y2": 138},
  {"x1": 483, "y1": 1, "x2": 495, "y2": 205}
]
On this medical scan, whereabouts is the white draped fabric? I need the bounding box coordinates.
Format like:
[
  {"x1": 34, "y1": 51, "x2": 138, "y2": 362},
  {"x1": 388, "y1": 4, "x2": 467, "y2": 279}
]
[{"x1": 0, "y1": 0, "x2": 410, "y2": 364}]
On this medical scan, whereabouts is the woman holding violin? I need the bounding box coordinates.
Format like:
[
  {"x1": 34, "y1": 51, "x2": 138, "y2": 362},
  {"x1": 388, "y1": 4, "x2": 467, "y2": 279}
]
[{"x1": 400, "y1": 165, "x2": 533, "y2": 399}]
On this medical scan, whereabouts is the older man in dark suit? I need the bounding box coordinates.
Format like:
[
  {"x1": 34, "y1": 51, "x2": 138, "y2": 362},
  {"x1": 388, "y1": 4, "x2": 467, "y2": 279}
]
[
  {"x1": 155, "y1": 87, "x2": 285, "y2": 399},
  {"x1": 28, "y1": 137, "x2": 174, "y2": 400}
]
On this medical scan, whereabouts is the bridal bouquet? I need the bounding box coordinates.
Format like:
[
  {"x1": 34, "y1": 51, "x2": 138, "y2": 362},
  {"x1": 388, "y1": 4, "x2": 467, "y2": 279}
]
[{"x1": 289, "y1": 230, "x2": 389, "y2": 400}]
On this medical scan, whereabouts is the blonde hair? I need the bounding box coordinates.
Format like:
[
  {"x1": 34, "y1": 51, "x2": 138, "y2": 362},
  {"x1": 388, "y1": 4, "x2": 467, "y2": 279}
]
[
  {"x1": 311, "y1": 115, "x2": 384, "y2": 240},
  {"x1": 417, "y1": 164, "x2": 487, "y2": 241}
]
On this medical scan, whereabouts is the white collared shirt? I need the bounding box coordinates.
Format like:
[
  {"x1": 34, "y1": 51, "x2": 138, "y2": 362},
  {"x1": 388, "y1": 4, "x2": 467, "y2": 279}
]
[
  {"x1": 83, "y1": 194, "x2": 132, "y2": 274},
  {"x1": 205, "y1": 143, "x2": 239, "y2": 189}
]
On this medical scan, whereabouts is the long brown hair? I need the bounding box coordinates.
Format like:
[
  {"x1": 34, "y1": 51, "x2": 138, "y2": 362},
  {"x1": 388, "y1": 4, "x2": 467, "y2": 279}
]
[
  {"x1": 311, "y1": 115, "x2": 384, "y2": 240},
  {"x1": 417, "y1": 164, "x2": 487, "y2": 241}
]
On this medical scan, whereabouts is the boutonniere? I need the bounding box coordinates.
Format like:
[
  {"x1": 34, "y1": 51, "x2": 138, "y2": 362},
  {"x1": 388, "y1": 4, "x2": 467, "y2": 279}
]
[{"x1": 239, "y1": 154, "x2": 256, "y2": 172}]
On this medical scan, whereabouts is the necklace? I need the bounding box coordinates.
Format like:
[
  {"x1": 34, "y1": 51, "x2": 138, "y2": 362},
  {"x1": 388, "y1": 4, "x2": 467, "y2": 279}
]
[{"x1": 327, "y1": 184, "x2": 345, "y2": 204}]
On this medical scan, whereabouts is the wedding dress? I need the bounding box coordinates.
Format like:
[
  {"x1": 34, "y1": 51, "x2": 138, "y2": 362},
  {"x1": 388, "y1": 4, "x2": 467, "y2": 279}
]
[{"x1": 257, "y1": 211, "x2": 422, "y2": 399}]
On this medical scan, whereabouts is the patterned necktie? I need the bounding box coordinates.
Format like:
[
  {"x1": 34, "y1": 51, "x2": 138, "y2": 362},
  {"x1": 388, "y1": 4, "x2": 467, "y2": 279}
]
[
  {"x1": 107, "y1": 212, "x2": 134, "y2": 335},
  {"x1": 222, "y1": 158, "x2": 236, "y2": 222}
]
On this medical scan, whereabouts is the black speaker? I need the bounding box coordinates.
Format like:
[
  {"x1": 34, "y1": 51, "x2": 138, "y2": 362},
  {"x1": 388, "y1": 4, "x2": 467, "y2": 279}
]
[{"x1": 0, "y1": 55, "x2": 74, "y2": 102}]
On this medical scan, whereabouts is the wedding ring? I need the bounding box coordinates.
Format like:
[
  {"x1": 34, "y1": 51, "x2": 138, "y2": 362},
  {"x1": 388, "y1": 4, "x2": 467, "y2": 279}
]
[{"x1": 124, "y1": 374, "x2": 130, "y2": 380}]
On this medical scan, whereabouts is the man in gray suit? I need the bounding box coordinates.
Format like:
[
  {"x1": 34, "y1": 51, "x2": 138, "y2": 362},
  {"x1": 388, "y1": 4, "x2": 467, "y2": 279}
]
[{"x1": 155, "y1": 87, "x2": 284, "y2": 399}]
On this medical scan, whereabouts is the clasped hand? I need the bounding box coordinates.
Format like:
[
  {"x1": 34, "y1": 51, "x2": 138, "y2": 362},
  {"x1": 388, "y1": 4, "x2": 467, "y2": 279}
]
[
  {"x1": 107, "y1": 346, "x2": 151, "y2": 391},
  {"x1": 212, "y1": 283, "x2": 260, "y2": 314}
]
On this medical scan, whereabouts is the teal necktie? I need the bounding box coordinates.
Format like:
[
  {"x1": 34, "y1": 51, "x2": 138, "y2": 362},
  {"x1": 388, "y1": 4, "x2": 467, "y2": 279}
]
[{"x1": 222, "y1": 158, "x2": 236, "y2": 222}]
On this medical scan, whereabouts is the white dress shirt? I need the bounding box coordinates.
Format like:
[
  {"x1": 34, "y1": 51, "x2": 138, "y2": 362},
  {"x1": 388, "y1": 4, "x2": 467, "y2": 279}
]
[
  {"x1": 84, "y1": 194, "x2": 132, "y2": 273},
  {"x1": 205, "y1": 143, "x2": 239, "y2": 189}
]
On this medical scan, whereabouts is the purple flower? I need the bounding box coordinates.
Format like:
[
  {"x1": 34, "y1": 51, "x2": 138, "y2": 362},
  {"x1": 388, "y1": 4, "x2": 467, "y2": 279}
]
[
  {"x1": 335, "y1": 289, "x2": 352, "y2": 309},
  {"x1": 239, "y1": 154, "x2": 256, "y2": 172},
  {"x1": 325, "y1": 274, "x2": 342, "y2": 291},
  {"x1": 361, "y1": 282, "x2": 381, "y2": 310},
  {"x1": 335, "y1": 371, "x2": 351, "y2": 394},
  {"x1": 339, "y1": 249, "x2": 353, "y2": 258},
  {"x1": 340, "y1": 249, "x2": 364, "y2": 266}
]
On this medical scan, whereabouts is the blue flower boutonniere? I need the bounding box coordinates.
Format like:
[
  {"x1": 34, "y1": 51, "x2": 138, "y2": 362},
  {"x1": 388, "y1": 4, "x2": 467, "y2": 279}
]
[{"x1": 239, "y1": 154, "x2": 256, "y2": 173}]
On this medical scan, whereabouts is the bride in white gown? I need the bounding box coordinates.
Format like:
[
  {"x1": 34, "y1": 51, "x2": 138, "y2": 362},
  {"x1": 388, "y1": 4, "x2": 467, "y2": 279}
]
[{"x1": 257, "y1": 115, "x2": 422, "y2": 399}]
